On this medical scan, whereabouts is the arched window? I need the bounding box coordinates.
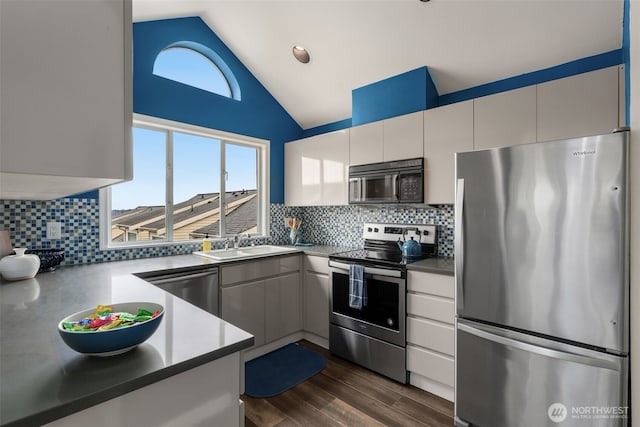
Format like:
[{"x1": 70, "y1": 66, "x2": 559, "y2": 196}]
[{"x1": 153, "y1": 44, "x2": 240, "y2": 100}]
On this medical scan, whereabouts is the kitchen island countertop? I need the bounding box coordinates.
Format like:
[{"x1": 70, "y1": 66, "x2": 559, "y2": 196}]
[{"x1": 0, "y1": 254, "x2": 253, "y2": 427}]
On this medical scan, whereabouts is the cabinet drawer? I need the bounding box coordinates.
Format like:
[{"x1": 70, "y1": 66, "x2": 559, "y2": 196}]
[
  {"x1": 407, "y1": 344, "x2": 454, "y2": 387},
  {"x1": 407, "y1": 317, "x2": 454, "y2": 356},
  {"x1": 222, "y1": 255, "x2": 300, "y2": 285},
  {"x1": 407, "y1": 271, "x2": 454, "y2": 298},
  {"x1": 304, "y1": 255, "x2": 329, "y2": 275},
  {"x1": 407, "y1": 293, "x2": 454, "y2": 324}
]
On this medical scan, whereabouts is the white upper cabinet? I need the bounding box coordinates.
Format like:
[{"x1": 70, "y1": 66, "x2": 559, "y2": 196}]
[
  {"x1": 0, "y1": 0, "x2": 132, "y2": 200},
  {"x1": 349, "y1": 121, "x2": 383, "y2": 165},
  {"x1": 284, "y1": 141, "x2": 307, "y2": 206},
  {"x1": 349, "y1": 111, "x2": 423, "y2": 166},
  {"x1": 537, "y1": 66, "x2": 621, "y2": 142},
  {"x1": 473, "y1": 86, "x2": 537, "y2": 150},
  {"x1": 423, "y1": 100, "x2": 473, "y2": 204},
  {"x1": 284, "y1": 129, "x2": 349, "y2": 206},
  {"x1": 383, "y1": 111, "x2": 424, "y2": 161}
]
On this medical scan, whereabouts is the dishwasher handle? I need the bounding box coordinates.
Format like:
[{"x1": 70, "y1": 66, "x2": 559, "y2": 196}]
[{"x1": 145, "y1": 269, "x2": 218, "y2": 285}]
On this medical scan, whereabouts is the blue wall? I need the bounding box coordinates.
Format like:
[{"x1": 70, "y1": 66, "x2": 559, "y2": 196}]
[
  {"x1": 352, "y1": 67, "x2": 438, "y2": 126},
  {"x1": 133, "y1": 17, "x2": 302, "y2": 204}
]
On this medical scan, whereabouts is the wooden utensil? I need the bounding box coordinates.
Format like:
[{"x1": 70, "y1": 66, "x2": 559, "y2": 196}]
[{"x1": 0, "y1": 230, "x2": 13, "y2": 258}]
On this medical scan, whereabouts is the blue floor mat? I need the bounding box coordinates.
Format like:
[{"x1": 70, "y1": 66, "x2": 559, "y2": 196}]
[{"x1": 245, "y1": 343, "x2": 326, "y2": 398}]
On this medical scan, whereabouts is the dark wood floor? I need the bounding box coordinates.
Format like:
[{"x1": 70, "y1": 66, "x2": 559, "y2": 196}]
[{"x1": 242, "y1": 340, "x2": 454, "y2": 427}]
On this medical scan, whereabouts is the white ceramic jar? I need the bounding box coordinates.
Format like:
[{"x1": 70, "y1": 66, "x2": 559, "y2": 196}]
[{"x1": 0, "y1": 248, "x2": 40, "y2": 281}]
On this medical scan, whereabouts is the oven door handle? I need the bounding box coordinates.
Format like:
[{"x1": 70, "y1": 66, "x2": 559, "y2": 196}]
[{"x1": 329, "y1": 260, "x2": 403, "y2": 278}]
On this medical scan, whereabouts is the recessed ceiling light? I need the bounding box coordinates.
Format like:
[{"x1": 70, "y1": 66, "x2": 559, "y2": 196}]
[{"x1": 292, "y1": 46, "x2": 310, "y2": 64}]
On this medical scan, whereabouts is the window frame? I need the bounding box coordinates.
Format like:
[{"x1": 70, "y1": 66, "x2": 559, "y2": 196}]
[{"x1": 99, "y1": 114, "x2": 270, "y2": 250}]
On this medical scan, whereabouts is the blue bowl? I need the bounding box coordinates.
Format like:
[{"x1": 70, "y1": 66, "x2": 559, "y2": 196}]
[{"x1": 58, "y1": 302, "x2": 164, "y2": 356}]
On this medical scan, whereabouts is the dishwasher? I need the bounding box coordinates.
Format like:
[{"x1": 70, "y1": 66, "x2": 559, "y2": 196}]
[{"x1": 141, "y1": 266, "x2": 220, "y2": 316}]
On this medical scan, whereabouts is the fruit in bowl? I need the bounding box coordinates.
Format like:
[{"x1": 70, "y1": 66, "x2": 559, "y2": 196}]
[{"x1": 58, "y1": 302, "x2": 164, "y2": 356}]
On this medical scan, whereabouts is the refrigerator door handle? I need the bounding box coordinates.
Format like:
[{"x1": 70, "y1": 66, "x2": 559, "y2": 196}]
[
  {"x1": 458, "y1": 322, "x2": 620, "y2": 371},
  {"x1": 455, "y1": 178, "x2": 464, "y2": 311}
]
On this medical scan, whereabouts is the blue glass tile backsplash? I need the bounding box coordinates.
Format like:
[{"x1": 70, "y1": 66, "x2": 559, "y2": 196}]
[
  {"x1": 0, "y1": 198, "x2": 453, "y2": 267},
  {"x1": 275, "y1": 204, "x2": 454, "y2": 257}
]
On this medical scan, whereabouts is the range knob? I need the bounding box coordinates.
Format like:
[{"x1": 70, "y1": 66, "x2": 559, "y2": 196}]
[
  {"x1": 367, "y1": 227, "x2": 373, "y2": 232},
  {"x1": 374, "y1": 228, "x2": 379, "y2": 232}
]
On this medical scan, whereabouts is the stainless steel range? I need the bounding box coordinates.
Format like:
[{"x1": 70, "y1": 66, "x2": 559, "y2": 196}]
[{"x1": 328, "y1": 223, "x2": 437, "y2": 383}]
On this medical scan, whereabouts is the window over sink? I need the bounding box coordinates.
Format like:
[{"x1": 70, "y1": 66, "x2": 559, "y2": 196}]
[{"x1": 99, "y1": 114, "x2": 270, "y2": 249}]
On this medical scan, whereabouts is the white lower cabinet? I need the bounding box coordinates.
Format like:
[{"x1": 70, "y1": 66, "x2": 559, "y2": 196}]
[
  {"x1": 406, "y1": 270, "x2": 455, "y2": 402},
  {"x1": 45, "y1": 353, "x2": 242, "y2": 427},
  {"x1": 406, "y1": 345, "x2": 454, "y2": 389},
  {"x1": 222, "y1": 280, "x2": 266, "y2": 349},
  {"x1": 265, "y1": 272, "x2": 302, "y2": 342},
  {"x1": 303, "y1": 256, "x2": 330, "y2": 340},
  {"x1": 221, "y1": 255, "x2": 302, "y2": 350}
]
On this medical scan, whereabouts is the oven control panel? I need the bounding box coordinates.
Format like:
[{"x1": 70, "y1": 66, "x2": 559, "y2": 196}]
[{"x1": 363, "y1": 223, "x2": 436, "y2": 244}]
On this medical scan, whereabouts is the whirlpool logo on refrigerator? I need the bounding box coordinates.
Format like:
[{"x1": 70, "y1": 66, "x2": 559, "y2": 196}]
[{"x1": 572, "y1": 150, "x2": 596, "y2": 157}]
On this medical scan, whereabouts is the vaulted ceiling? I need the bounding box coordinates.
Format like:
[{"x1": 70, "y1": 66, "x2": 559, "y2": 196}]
[{"x1": 133, "y1": 0, "x2": 624, "y2": 130}]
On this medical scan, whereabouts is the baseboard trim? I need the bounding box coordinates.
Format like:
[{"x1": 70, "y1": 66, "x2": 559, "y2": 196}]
[
  {"x1": 409, "y1": 371, "x2": 454, "y2": 402},
  {"x1": 243, "y1": 332, "x2": 305, "y2": 361},
  {"x1": 302, "y1": 332, "x2": 329, "y2": 349}
]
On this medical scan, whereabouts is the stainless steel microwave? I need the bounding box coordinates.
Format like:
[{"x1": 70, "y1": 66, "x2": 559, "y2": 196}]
[{"x1": 348, "y1": 158, "x2": 424, "y2": 204}]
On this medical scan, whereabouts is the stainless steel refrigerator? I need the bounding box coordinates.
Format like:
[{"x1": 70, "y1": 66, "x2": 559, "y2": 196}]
[{"x1": 454, "y1": 131, "x2": 629, "y2": 427}]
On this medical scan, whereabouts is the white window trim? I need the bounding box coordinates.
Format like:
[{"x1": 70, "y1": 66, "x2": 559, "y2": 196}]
[{"x1": 100, "y1": 114, "x2": 270, "y2": 250}]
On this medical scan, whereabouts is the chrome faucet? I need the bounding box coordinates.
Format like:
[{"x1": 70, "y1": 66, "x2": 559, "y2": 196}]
[{"x1": 233, "y1": 233, "x2": 253, "y2": 248}]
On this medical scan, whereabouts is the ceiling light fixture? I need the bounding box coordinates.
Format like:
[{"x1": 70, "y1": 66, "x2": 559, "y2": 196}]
[{"x1": 292, "y1": 46, "x2": 310, "y2": 64}]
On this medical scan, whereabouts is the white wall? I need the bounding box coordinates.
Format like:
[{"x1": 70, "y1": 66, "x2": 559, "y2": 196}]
[{"x1": 630, "y1": 1, "x2": 639, "y2": 426}]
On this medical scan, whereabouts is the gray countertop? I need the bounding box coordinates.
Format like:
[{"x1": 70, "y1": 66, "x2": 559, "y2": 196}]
[
  {"x1": 406, "y1": 257, "x2": 455, "y2": 276},
  {"x1": 286, "y1": 245, "x2": 357, "y2": 258},
  {"x1": 0, "y1": 245, "x2": 450, "y2": 426},
  {"x1": 0, "y1": 255, "x2": 254, "y2": 427}
]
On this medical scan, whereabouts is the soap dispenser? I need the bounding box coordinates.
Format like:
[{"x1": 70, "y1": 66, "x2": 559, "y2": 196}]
[{"x1": 202, "y1": 234, "x2": 212, "y2": 252}]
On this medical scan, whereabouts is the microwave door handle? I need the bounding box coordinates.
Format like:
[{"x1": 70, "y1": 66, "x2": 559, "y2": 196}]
[
  {"x1": 394, "y1": 174, "x2": 400, "y2": 201},
  {"x1": 349, "y1": 177, "x2": 363, "y2": 203}
]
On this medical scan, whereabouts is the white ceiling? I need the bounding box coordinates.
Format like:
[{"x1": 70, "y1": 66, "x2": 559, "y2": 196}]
[{"x1": 133, "y1": 0, "x2": 624, "y2": 130}]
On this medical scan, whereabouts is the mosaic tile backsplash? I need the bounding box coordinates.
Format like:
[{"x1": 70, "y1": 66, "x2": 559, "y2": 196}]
[
  {"x1": 276, "y1": 204, "x2": 454, "y2": 257},
  {"x1": 0, "y1": 198, "x2": 453, "y2": 267}
]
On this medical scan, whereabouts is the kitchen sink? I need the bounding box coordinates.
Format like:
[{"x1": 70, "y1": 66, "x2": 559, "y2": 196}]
[{"x1": 193, "y1": 245, "x2": 299, "y2": 261}]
